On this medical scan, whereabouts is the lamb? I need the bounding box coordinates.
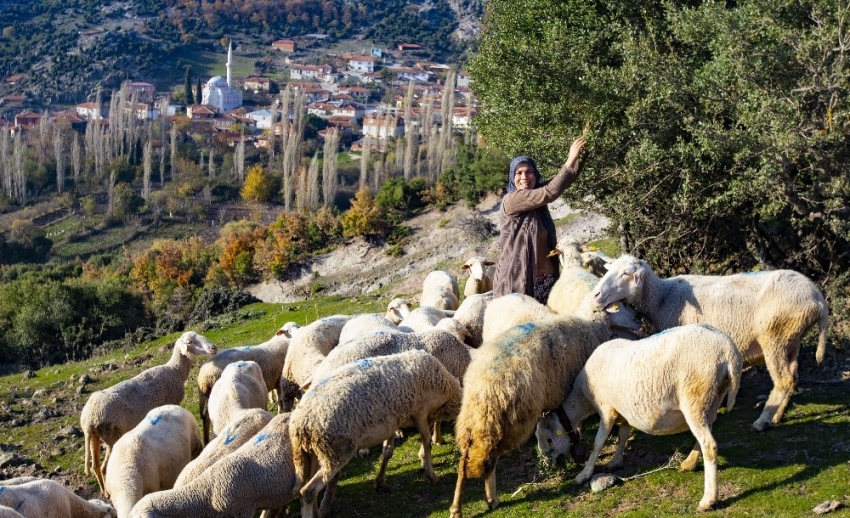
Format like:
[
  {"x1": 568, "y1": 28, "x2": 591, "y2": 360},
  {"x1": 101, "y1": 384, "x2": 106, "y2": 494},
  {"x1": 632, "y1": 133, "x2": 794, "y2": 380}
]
[
  {"x1": 481, "y1": 293, "x2": 556, "y2": 345},
  {"x1": 205, "y1": 360, "x2": 268, "y2": 440},
  {"x1": 536, "y1": 324, "x2": 743, "y2": 511},
  {"x1": 104, "y1": 404, "x2": 202, "y2": 517},
  {"x1": 384, "y1": 297, "x2": 411, "y2": 324},
  {"x1": 0, "y1": 478, "x2": 117, "y2": 518},
  {"x1": 547, "y1": 238, "x2": 603, "y2": 315},
  {"x1": 292, "y1": 350, "x2": 462, "y2": 518},
  {"x1": 128, "y1": 413, "x2": 299, "y2": 518},
  {"x1": 419, "y1": 270, "x2": 460, "y2": 310},
  {"x1": 81, "y1": 331, "x2": 217, "y2": 493},
  {"x1": 173, "y1": 408, "x2": 272, "y2": 488},
  {"x1": 337, "y1": 313, "x2": 400, "y2": 345},
  {"x1": 449, "y1": 296, "x2": 643, "y2": 518},
  {"x1": 196, "y1": 322, "x2": 298, "y2": 444},
  {"x1": 280, "y1": 315, "x2": 351, "y2": 411},
  {"x1": 452, "y1": 292, "x2": 493, "y2": 347},
  {"x1": 461, "y1": 256, "x2": 495, "y2": 297},
  {"x1": 592, "y1": 254, "x2": 830, "y2": 431}
]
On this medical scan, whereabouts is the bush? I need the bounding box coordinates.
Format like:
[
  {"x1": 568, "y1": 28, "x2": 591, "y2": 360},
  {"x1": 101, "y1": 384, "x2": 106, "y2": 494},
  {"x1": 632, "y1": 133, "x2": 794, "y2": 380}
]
[
  {"x1": 342, "y1": 187, "x2": 388, "y2": 239},
  {"x1": 375, "y1": 177, "x2": 428, "y2": 224},
  {"x1": 187, "y1": 286, "x2": 260, "y2": 325}
]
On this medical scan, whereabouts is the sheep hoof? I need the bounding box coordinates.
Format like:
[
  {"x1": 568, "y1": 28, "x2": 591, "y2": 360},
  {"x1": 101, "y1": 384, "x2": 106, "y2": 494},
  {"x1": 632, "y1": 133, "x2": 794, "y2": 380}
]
[
  {"x1": 697, "y1": 499, "x2": 715, "y2": 512},
  {"x1": 374, "y1": 481, "x2": 390, "y2": 492},
  {"x1": 751, "y1": 421, "x2": 768, "y2": 432},
  {"x1": 486, "y1": 497, "x2": 500, "y2": 510},
  {"x1": 427, "y1": 473, "x2": 439, "y2": 484}
]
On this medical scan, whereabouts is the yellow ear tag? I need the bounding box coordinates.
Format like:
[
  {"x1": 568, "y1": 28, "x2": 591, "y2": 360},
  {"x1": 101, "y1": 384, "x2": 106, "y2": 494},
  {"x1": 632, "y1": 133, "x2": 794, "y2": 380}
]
[
  {"x1": 556, "y1": 429, "x2": 563, "y2": 436},
  {"x1": 611, "y1": 303, "x2": 619, "y2": 310}
]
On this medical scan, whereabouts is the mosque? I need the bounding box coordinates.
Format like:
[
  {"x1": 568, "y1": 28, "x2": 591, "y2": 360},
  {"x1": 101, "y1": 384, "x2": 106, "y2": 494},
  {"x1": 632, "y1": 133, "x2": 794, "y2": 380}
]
[{"x1": 202, "y1": 41, "x2": 242, "y2": 113}]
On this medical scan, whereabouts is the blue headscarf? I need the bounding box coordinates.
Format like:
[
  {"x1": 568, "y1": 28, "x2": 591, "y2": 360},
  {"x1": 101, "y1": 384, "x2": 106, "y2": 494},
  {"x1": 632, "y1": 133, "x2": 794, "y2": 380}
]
[
  {"x1": 507, "y1": 155, "x2": 541, "y2": 193},
  {"x1": 506, "y1": 155, "x2": 558, "y2": 260}
]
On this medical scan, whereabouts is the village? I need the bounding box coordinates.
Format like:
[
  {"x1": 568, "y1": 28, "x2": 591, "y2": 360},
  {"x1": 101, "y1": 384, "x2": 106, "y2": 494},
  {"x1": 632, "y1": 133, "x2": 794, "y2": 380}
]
[{"x1": 0, "y1": 37, "x2": 477, "y2": 156}]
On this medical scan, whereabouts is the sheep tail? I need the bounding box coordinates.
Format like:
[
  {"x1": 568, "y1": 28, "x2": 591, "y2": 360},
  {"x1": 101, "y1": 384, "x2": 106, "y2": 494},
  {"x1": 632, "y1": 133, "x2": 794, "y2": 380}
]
[
  {"x1": 454, "y1": 403, "x2": 498, "y2": 479},
  {"x1": 815, "y1": 298, "x2": 830, "y2": 364},
  {"x1": 725, "y1": 353, "x2": 742, "y2": 413}
]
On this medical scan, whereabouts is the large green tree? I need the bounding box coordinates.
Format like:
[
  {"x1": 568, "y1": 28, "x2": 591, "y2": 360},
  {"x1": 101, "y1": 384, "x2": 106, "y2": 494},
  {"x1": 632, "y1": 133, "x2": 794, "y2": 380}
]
[{"x1": 470, "y1": 0, "x2": 849, "y2": 291}]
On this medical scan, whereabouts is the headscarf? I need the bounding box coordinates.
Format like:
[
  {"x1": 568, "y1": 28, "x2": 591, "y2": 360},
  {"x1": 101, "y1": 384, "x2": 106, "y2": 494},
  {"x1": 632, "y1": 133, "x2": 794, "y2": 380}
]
[
  {"x1": 507, "y1": 155, "x2": 540, "y2": 193},
  {"x1": 506, "y1": 155, "x2": 558, "y2": 254}
]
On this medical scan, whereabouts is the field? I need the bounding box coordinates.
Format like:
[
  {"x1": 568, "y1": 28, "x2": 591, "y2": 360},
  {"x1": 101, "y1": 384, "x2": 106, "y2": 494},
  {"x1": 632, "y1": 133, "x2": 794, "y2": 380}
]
[{"x1": 0, "y1": 293, "x2": 847, "y2": 517}]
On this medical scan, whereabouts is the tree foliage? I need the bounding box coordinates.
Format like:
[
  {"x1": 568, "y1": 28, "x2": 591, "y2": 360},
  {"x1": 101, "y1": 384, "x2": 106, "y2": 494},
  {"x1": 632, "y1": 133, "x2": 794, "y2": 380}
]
[
  {"x1": 241, "y1": 165, "x2": 275, "y2": 202},
  {"x1": 470, "y1": 0, "x2": 850, "y2": 287},
  {"x1": 342, "y1": 187, "x2": 387, "y2": 239}
]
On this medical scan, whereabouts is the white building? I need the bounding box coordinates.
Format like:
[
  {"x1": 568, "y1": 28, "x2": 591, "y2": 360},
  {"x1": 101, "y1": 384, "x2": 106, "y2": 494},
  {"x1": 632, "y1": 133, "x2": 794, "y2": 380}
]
[
  {"x1": 202, "y1": 42, "x2": 242, "y2": 113},
  {"x1": 348, "y1": 56, "x2": 377, "y2": 73},
  {"x1": 246, "y1": 108, "x2": 276, "y2": 129}
]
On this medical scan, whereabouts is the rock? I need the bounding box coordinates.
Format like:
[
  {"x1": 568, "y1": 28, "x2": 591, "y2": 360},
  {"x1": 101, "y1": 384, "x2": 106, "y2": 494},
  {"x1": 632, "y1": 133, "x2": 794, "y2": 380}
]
[
  {"x1": 31, "y1": 389, "x2": 47, "y2": 398},
  {"x1": 21, "y1": 371, "x2": 33, "y2": 380},
  {"x1": 79, "y1": 373, "x2": 91, "y2": 385},
  {"x1": 75, "y1": 385, "x2": 85, "y2": 396},
  {"x1": 590, "y1": 473, "x2": 622, "y2": 493},
  {"x1": 55, "y1": 426, "x2": 83, "y2": 440},
  {"x1": 813, "y1": 501, "x2": 842, "y2": 515},
  {"x1": 0, "y1": 452, "x2": 25, "y2": 468},
  {"x1": 50, "y1": 448, "x2": 64, "y2": 457}
]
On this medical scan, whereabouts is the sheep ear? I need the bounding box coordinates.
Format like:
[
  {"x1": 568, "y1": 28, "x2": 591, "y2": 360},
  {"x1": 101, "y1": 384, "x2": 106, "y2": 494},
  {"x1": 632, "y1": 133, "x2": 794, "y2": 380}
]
[
  {"x1": 547, "y1": 248, "x2": 562, "y2": 258},
  {"x1": 179, "y1": 335, "x2": 192, "y2": 354},
  {"x1": 461, "y1": 264, "x2": 470, "y2": 270},
  {"x1": 485, "y1": 260, "x2": 496, "y2": 266},
  {"x1": 275, "y1": 329, "x2": 286, "y2": 336}
]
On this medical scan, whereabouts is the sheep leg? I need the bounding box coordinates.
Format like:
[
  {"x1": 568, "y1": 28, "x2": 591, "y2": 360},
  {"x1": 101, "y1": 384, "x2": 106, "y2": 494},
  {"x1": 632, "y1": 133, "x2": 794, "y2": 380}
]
[
  {"x1": 682, "y1": 409, "x2": 718, "y2": 512},
  {"x1": 200, "y1": 392, "x2": 210, "y2": 444},
  {"x1": 483, "y1": 454, "x2": 499, "y2": 510},
  {"x1": 415, "y1": 414, "x2": 439, "y2": 483},
  {"x1": 431, "y1": 421, "x2": 445, "y2": 445},
  {"x1": 450, "y1": 455, "x2": 467, "y2": 518},
  {"x1": 375, "y1": 437, "x2": 396, "y2": 490},
  {"x1": 273, "y1": 384, "x2": 283, "y2": 413},
  {"x1": 301, "y1": 464, "x2": 339, "y2": 518},
  {"x1": 679, "y1": 441, "x2": 702, "y2": 472},
  {"x1": 604, "y1": 423, "x2": 632, "y2": 471},
  {"x1": 317, "y1": 472, "x2": 340, "y2": 517},
  {"x1": 575, "y1": 410, "x2": 618, "y2": 485},
  {"x1": 752, "y1": 340, "x2": 798, "y2": 431}
]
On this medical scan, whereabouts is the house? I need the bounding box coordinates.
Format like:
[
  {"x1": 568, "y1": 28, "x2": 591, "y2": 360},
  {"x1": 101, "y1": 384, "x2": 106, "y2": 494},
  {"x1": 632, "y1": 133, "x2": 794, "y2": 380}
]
[
  {"x1": 290, "y1": 64, "x2": 336, "y2": 83},
  {"x1": 339, "y1": 86, "x2": 370, "y2": 100},
  {"x1": 457, "y1": 71, "x2": 472, "y2": 89},
  {"x1": 307, "y1": 102, "x2": 336, "y2": 118},
  {"x1": 452, "y1": 107, "x2": 477, "y2": 129},
  {"x1": 14, "y1": 111, "x2": 41, "y2": 129},
  {"x1": 347, "y1": 56, "x2": 378, "y2": 73},
  {"x1": 187, "y1": 104, "x2": 217, "y2": 120},
  {"x1": 272, "y1": 39, "x2": 297, "y2": 52},
  {"x1": 75, "y1": 102, "x2": 109, "y2": 120},
  {"x1": 327, "y1": 116, "x2": 357, "y2": 132},
  {"x1": 50, "y1": 111, "x2": 86, "y2": 132},
  {"x1": 2, "y1": 95, "x2": 26, "y2": 105},
  {"x1": 290, "y1": 86, "x2": 331, "y2": 104},
  {"x1": 397, "y1": 43, "x2": 422, "y2": 52},
  {"x1": 126, "y1": 102, "x2": 159, "y2": 120},
  {"x1": 332, "y1": 103, "x2": 364, "y2": 119},
  {"x1": 4, "y1": 74, "x2": 25, "y2": 85},
  {"x1": 358, "y1": 72, "x2": 383, "y2": 84},
  {"x1": 126, "y1": 82, "x2": 155, "y2": 103},
  {"x1": 246, "y1": 108, "x2": 277, "y2": 129},
  {"x1": 388, "y1": 67, "x2": 433, "y2": 83},
  {"x1": 362, "y1": 112, "x2": 404, "y2": 140},
  {"x1": 244, "y1": 76, "x2": 272, "y2": 92}
]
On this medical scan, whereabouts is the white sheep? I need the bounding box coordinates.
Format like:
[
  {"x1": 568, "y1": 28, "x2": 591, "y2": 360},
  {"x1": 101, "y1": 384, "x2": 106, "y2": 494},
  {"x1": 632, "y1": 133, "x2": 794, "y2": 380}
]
[
  {"x1": 546, "y1": 238, "x2": 603, "y2": 315},
  {"x1": 398, "y1": 306, "x2": 454, "y2": 333},
  {"x1": 452, "y1": 292, "x2": 493, "y2": 348},
  {"x1": 0, "y1": 478, "x2": 117, "y2": 518},
  {"x1": 280, "y1": 315, "x2": 351, "y2": 411},
  {"x1": 292, "y1": 350, "x2": 462, "y2": 518},
  {"x1": 173, "y1": 408, "x2": 272, "y2": 488},
  {"x1": 419, "y1": 270, "x2": 460, "y2": 310},
  {"x1": 0, "y1": 506, "x2": 24, "y2": 518},
  {"x1": 196, "y1": 322, "x2": 298, "y2": 443},
  {"x1": 104, "y1": 404, "x2": 202, "y2": 517},
  {"x1": 481, "y1": 293, "x2": 556, "y2": 345},
  {"x1": 461, "y1": 256, "x2": 496, "y2": 297},
  {"x1": 337, "y1": 313, "x2": 401, "y2": 345},
  {"x1": 206, "y1": 360, "x2": 268, "y2": 440},
  {"x1": 384, "y1": 297, "x2": 412, "y2": 324},
  {"x1": 592, "y1": 254, "x2": 830, "y2": 431},
  {"x1": 536, "y1": 324, "x2": 743, "y2": 511},
  {"x1": 128, "y1": 412, "x2": 299, "y2": 518},
  {"x1": 449, "y1": 296, "x2": 643, "y2": 518},
  {"x1": 81, "y1": 332, "x2": 217, "y2": 493},
  {"x1": 580, "y1": 246, "x2": 615, "y2": 277}
]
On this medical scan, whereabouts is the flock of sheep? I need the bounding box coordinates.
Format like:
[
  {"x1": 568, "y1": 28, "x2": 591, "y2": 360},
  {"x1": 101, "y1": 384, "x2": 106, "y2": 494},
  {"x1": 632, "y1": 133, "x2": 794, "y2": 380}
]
[{"x1": 0, "y1": 241, "x2": 830, "y2": 518}]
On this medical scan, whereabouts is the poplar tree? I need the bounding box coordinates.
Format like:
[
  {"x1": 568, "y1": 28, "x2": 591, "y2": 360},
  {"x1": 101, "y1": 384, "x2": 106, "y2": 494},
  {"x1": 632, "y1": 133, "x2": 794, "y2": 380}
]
[{"x1": 184, "y1": 66, "x2": 194, "y2": 105}]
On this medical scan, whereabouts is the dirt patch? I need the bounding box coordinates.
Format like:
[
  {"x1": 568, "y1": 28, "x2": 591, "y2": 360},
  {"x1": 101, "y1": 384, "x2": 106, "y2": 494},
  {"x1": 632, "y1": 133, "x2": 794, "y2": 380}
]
[{"x1": 248, "y1": 195, "x2": 611, "y2": 304}]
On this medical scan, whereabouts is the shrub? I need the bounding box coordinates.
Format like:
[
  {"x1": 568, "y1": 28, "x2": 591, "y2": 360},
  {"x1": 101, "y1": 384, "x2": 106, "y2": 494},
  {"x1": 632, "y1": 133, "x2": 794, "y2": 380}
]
[{"x1": 342, "y1": 187, "x2": 387, "y2": 239}]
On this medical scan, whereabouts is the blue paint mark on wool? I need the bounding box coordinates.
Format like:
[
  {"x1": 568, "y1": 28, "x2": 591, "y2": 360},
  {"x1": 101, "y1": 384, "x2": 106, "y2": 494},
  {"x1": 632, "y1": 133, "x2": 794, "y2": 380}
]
[
  {"x1": 254, "y1": 432, "x2": 269, "y2": 445},
  {"x1": 241, "y1": 346, "x2": 252, "y2": 351},
  {"x1": 353, "y1": 358, "x2": 374, "y2": 371},
  {"x1": 494, "y1": 322, "x2": 536, "y2": 355},
  {"x1": 224, "y1": 429, "x2": 237, "y2": 445},
  {"x1": 148, "y1": 413, "x2": 163, "y2": 426}
]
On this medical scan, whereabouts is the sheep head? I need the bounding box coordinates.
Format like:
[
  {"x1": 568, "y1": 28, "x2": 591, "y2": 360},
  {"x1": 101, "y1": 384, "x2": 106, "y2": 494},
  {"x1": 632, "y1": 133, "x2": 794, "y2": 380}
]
[
  {"x1": 592, "y1": 255, "x2": 646, "y2": 308},
  {"x1": 87, "y1": 499, "x2": 117, "y2": 518},
  {"x1": 178, "y1": 331, "x2": 218, "y2": 359},
  {"x1": 385, "y1": 297, "x2": 411, "y2": 324},
  {"x1": 461, "y1": 257, "x2": 495, "y2": 281},
  {"x1": 277, "y1": 321, "x2": 302, "y2": 338},
  {"x1": 535, "y1": 407, "x2": 587, "y2": 467}
]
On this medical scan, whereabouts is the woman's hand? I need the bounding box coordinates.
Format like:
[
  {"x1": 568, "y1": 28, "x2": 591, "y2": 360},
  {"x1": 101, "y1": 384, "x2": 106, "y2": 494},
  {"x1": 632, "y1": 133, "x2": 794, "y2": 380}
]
[{"x1": 564, "y1": 137, "x2": 586, "y2": 170}]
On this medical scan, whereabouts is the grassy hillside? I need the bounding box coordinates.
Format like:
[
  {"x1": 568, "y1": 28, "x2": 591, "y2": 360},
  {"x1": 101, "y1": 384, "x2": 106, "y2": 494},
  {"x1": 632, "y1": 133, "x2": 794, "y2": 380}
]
[{"x1": 0, "y1": 292, "x2": 847, "y2": 517}]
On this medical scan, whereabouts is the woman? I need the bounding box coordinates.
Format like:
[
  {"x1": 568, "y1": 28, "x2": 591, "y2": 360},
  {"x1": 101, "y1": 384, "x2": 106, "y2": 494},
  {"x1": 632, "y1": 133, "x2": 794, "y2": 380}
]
[{"x1": 492, "y1": 137, "x2": 586, "y2": 303}]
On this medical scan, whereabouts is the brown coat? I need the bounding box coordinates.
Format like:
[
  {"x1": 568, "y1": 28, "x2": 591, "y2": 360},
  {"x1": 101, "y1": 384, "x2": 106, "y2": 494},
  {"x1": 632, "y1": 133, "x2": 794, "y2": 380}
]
[{"x1": 493, "y1": 165, "x2": 578, "y2": 297}]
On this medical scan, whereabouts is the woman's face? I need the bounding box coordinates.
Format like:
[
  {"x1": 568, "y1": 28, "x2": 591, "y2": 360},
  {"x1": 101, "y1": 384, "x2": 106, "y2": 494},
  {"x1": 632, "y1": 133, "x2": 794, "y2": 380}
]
[{"x1": 514, "y1": 163, "x2": 537, "y2": 190}]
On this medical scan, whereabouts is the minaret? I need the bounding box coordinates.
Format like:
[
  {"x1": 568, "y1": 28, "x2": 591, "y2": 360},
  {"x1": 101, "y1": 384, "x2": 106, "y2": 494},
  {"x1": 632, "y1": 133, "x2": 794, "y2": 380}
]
[{"x1": 226, "y1": 40, "x2": 232, "y2": 87}]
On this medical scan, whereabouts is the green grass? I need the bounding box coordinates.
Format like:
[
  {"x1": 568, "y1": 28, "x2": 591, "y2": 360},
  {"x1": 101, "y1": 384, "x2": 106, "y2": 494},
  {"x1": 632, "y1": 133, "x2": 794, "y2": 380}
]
[
  {"x1": 173, "y1": 48, "x2": 259, "y2": 80},
  {"x1": 1, "y1": 296, "x2": 847, "y2": 517},
  {"x1": 586, "y1": 236, "x2": 620, "y2": 257}
]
